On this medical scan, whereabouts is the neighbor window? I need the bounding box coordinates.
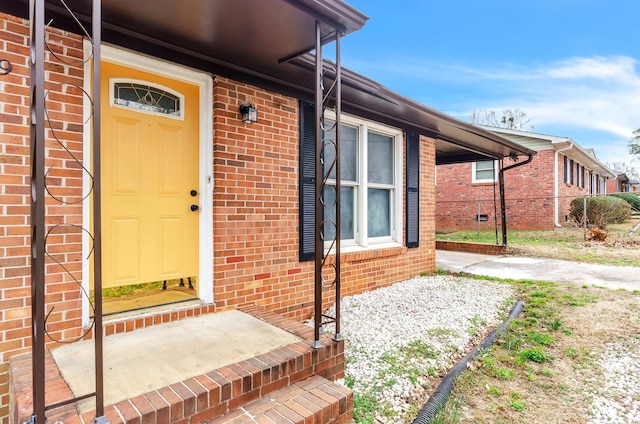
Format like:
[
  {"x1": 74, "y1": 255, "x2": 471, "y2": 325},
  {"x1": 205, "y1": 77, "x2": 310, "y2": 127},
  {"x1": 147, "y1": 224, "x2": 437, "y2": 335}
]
[
  {"x1": 472, "y1": 160, "x2": 497, "y2": 183},
  {"x1": 570, "y1": 160, "x2": 575, "y2": 185},
  {"x1": 322, "y1": 114, "x2": 402, "y2": 247}
]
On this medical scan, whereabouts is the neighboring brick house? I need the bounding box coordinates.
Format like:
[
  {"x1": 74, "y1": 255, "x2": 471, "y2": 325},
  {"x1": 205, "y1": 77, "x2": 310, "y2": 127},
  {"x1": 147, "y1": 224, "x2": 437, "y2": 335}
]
[
  {"x1": 0, "y1": 2, "x2": 535, "y2": 423},
  {"x1": 607, "y1": 171, "x2": 640, "y2": 194},
  {"x1": 436, "y1": 126, "x2": 614, "y2": 231}
]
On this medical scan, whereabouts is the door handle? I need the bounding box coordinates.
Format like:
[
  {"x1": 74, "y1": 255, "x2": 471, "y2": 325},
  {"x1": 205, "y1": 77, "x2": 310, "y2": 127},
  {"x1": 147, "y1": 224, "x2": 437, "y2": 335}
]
[{"x1": 190, "y1": 204, "x2": 199, "y2": 212}]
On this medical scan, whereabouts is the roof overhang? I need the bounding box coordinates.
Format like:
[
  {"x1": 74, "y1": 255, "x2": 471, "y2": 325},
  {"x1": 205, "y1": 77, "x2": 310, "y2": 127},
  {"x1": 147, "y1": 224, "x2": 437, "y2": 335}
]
[
  {"x1": 1, "y1": 0, "x2": 535, "y2": 165},
  {"x1": 550, "y1": 139, "x2": 615, "y2": 178},
  {"x1": 480, "y1": 126, "x2": 614, "y2": 178},
  {"x1": 1, "y1": 0, "x2": 368, "y2": 73}
]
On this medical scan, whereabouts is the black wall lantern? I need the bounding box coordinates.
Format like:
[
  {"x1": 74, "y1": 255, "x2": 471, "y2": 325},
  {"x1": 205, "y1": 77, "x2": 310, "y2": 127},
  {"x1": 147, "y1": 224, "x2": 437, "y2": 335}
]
[{"x1": 239, "y1": 103, "x2": 258, "y2": 124}]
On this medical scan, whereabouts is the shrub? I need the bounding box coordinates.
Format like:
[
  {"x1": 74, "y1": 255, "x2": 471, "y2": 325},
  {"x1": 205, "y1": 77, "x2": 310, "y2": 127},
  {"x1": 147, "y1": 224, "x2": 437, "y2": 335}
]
[
  {"x1": 569, "y1": 196, "x2": 632, "y2": 229},
  {"x1": 609, "y1": 193, "x2": 640, "y2": 212}
]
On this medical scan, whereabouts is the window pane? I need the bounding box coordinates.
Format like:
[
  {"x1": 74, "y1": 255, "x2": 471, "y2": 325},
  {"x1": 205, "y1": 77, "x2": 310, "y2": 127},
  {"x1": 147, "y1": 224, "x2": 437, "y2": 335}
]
[
  {"x1": 368, "y1": 188, "x2": 390, "y2": 237},
  {"x1": 323, "y1": 186, "x2": 354, "y2": 241},
  {"x1": 324, "y1": 121, "x2": 358, "y2": 181},
  {"x1": 368, "y1": 132, "x2": 393, "y2": 184},
  {"x1": 475, "y1": 160, "x2": 494, "y2": 180},
  {"x1": 113, "y1": 82, "x2": 181, "y2": 116}
]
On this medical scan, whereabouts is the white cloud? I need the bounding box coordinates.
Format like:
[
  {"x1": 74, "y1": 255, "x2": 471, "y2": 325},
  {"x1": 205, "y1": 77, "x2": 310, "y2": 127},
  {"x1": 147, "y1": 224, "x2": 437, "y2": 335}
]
[
  {"x1": 345, "y1": 54, "x2": 640, "y2": 165},
  {"x1": 449, "y1": 56, "x2": 640, "y2": 164},
  {"x1": 545, "y1": 56, "x2": 637, "y2": 80}
]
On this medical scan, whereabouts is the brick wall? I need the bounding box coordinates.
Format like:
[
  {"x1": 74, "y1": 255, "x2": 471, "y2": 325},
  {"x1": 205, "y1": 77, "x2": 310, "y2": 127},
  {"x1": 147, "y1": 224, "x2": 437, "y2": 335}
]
[
  {"x1": 557, "y1": 153, "x2": 591, "y2": 225},
  {"x1": 0, "y1": 13, "x2": 438, "y2": 422},
  {"x1": 436, "y1": 150, "x2": 589, "y2": 231},
  {"x1": 212, "y1": 77, "x2": 436, "y2": 320},
  {"x1": 211, "y1": 77, "x2": 313, "y2": 320},
  {"x1": 0, "y1": 13, "x2": 85, "y2": 423}
]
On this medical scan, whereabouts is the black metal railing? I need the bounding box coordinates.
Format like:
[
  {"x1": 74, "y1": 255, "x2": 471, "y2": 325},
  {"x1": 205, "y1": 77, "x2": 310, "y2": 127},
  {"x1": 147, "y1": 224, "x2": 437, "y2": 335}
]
[
  {"x1": 312, "y1": 22, "x2": 343, "y2": 348},
  {"x1": 29, "y1": 0, "x2": 107, "y2": 423}
]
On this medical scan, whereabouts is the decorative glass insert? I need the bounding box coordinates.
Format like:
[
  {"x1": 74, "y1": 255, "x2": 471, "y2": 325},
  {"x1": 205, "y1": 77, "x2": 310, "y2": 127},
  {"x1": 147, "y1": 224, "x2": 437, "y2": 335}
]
[{"x1": 113, "y1": 81, "x2": 182, "y2": 117}]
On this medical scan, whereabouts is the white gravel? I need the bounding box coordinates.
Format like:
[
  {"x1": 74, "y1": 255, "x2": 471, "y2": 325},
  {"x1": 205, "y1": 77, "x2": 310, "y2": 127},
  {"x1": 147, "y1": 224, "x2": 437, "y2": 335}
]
[
  {"x1": 588, "y1": 337, "x2": 640, "y2": 424},
  {"x1": 311, "y1": 274, "x2": 640, "y2": 423},
  {"x1": 313, "y1": 275, "x2": 516, "y2": 423}
]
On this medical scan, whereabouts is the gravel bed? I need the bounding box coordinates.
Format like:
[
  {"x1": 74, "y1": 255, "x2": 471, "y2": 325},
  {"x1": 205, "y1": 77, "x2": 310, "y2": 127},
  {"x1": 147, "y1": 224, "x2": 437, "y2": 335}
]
[
  {"x1": 588, "y1": 337, "x2": 640, "y2": 423},
  {"x1": 312, "y1": 275, "x2": 516, "y2": 423}
]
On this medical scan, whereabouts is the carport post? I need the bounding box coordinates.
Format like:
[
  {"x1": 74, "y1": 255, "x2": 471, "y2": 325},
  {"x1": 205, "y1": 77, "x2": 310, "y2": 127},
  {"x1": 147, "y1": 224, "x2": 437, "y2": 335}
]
[{"x1": 499, "y1": 154, "x2": 534, "y2": 246}]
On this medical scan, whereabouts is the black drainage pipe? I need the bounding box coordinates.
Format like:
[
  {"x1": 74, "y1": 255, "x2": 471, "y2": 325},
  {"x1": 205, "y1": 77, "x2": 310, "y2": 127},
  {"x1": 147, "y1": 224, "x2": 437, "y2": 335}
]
[{"x1": 412, "y1": 300, "x2": 525, "y2": 424}]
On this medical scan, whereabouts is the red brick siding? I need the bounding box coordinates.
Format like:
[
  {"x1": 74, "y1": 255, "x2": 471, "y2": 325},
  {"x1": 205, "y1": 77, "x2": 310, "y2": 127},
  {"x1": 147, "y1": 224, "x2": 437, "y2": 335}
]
[
  {"x1": 211, "y1": 77, "x2": 312, "y2": 319},
  {"x1": 1, "y1": 13, "x2": 438, "y2": 423},
  {"x1": 0, "y1": 13, "x2": 85, "y2": 423},
  {"x1": 606, "y1": 178, "x2": 619, "y2": 194},
  {"x1": 212, "y1": 77, "x2": 436, "y2": 319},
  {"x1": 436, "y1": 150, "x2": 589, "y2": 230}
]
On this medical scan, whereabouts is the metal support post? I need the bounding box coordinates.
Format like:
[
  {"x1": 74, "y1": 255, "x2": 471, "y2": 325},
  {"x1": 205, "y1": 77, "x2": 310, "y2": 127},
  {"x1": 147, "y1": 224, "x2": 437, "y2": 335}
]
[
  {"x1": 29, "y1": 0, "x2": 47, "y2": 421},
  {"x1": 312, "y1": 22, "x2": 343, "y2": 348}
]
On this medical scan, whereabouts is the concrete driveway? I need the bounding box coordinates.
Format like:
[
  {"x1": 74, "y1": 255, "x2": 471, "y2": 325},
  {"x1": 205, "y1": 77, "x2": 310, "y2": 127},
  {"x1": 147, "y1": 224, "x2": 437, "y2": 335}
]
[{"x1": 436, "y1": 250, "x2": 640, "y2": 292}]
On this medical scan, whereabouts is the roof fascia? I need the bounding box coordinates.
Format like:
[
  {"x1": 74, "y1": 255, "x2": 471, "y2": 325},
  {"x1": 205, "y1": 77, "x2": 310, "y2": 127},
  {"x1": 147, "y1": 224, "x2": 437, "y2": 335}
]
[
  {"x1": 284, "y1": 0, "x2": 368, "y2": 34},
  {"x1": 342, "y1": 73, "x2": 536, "y2": 156},
  {"x1": 553, "y1": 141, "x2": 614, "y2": 178},
  {"x1": 479, "y1": 125, "x2": 570, "y2": 144},
  {"x1": 480, "y1": 126, "x2": 615, "y2": 177}
]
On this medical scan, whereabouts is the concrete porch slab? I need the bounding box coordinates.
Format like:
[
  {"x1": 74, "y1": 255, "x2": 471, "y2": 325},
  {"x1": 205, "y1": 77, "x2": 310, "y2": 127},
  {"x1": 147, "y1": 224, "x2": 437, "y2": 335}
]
[
  {"x1": 51, "y1": 309, "x2": 303, "y2": 413},
  {"x1": 11, "y1": 305, "x2": 348, "y2": 424}
]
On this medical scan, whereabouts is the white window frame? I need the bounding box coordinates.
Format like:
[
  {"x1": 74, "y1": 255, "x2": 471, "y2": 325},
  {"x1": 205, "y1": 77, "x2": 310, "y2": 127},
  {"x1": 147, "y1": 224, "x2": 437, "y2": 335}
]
[
  {"x1": 323, "y1": 111, "x2": 403, "y2": 252},
  {"x1": 472, "y1": 160, "x2": 498, "y2": 183}
]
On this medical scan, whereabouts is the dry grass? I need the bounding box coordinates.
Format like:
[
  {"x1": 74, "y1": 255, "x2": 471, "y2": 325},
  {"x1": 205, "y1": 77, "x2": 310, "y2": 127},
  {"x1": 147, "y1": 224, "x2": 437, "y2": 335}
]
[
  {"x1": 427, "y1": 220, "x2": 640, "y2": 423},
  {"x1": 438, "y1": 219, "x2": 640, "y2": 266},
  {"x1": 508, "y1": 221, "x2": 640, "y2": 266},
  {"x1": 429, "y1": 280, "x2": 640, "y2": 424}
]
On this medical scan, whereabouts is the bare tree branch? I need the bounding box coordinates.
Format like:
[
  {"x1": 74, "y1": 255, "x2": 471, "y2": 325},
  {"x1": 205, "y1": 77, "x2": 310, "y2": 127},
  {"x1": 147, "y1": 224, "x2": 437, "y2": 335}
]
[{"x1": 469, "y1": 108, "x2": 534, "y2": 130}]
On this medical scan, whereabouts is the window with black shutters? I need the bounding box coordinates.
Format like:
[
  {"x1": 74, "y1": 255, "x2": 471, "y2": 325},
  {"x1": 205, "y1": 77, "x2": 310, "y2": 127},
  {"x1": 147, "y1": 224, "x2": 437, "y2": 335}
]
[{"x1": 298, "y1": 102, "x2": 419, "y2": 261}]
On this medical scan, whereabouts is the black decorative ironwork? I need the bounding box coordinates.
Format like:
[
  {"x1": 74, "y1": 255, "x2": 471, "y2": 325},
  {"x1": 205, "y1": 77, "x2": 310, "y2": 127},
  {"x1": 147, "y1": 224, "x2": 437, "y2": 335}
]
[
  {"x1": 313, "y1": 22, "x2": 343, "y2": 348},
  {"x1": 29, "y1": 0, "x2": 106, "y2": 423},
  {"x1": 0, "y1": 59, "x2": 11, "y2": 75}
]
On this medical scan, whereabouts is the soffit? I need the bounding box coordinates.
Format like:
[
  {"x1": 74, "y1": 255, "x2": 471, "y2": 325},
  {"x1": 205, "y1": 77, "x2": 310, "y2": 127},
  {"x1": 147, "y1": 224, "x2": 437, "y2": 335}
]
[
  {"x1": 1, "y1": 0, "x2": 367, "y2": 74},
  {"x1": 1, "y1": 0, "x2": 534, "y2": 165}
]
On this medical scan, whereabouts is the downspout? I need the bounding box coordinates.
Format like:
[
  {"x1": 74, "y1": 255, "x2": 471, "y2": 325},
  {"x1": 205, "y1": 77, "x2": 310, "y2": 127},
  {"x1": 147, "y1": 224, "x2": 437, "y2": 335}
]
[
  {"x1": 499, "y1": 154, "x2": 534, "y2": 245},
  {"x1": 554, "y1": 143, "x2": 573, "y2": 227}
]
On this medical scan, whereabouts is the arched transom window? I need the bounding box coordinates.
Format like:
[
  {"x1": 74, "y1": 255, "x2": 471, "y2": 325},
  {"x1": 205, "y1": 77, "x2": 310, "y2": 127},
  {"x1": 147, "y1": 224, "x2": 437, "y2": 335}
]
[{"x1": 111, "y1": 79, "x2": 184, "y2": 118}]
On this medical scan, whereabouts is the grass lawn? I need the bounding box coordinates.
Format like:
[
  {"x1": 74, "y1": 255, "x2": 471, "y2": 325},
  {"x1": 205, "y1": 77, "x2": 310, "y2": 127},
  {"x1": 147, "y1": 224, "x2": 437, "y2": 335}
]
[
  {"x1": 429, "y1": 275, "x2": 640, "y2": 424},
  {"x1": 419, "y1": 219, "x2": 640, "y2": 423},
  {"x1": 436, "y1": 219, "x2": 640, "y2": 266}
]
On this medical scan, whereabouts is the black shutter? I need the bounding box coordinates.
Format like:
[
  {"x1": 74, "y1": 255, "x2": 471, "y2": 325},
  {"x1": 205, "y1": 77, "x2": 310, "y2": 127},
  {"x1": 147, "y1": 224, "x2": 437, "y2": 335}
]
[
  {"x1": 299, "y1": 101, "x2": 316, "y2": 261},
  {"x1": 406, "y1": 132, "x2": 420, "y2": 248}
]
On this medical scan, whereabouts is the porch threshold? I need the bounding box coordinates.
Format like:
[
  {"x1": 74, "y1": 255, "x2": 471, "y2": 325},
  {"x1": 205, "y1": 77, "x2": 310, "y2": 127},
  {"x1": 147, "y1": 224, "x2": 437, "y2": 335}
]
[{"x1": 10, "y1": 305, "x2": 348, "y2": 423}]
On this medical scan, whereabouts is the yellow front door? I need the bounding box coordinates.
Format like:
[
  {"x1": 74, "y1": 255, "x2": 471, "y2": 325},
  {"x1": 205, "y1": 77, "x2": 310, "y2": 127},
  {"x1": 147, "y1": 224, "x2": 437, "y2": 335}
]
[{"x1": 100, "y1": 61, "x2": 200, "y2": 289}]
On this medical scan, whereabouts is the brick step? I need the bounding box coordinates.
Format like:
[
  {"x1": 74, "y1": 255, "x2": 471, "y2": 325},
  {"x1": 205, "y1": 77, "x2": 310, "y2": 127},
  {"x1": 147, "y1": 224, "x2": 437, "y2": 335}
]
[
  {"x1": 10, "y1": 306, "x2": 349, "y2": 424},
  {"x1": 208, "y1": 375, "x2": 353, "y2": 424}
]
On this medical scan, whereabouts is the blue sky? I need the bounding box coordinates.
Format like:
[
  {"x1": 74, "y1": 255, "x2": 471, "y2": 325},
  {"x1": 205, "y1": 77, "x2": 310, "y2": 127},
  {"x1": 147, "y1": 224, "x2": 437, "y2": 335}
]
[{"x1": 338, "y1": 0, "x2": 640, "y2": 168}]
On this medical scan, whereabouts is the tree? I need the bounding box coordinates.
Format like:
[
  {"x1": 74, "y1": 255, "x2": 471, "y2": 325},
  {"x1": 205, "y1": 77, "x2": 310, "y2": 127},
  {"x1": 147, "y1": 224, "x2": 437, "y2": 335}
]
[
  {"x1": 469, "y1": 108, "x2": 534, "y2": 130},
  {"x1": 629, "y1": 128, "x2": 640, "y2": 157},
  {"x1": 604, "y1": 161, "x2": 639, "y2": 180}
]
